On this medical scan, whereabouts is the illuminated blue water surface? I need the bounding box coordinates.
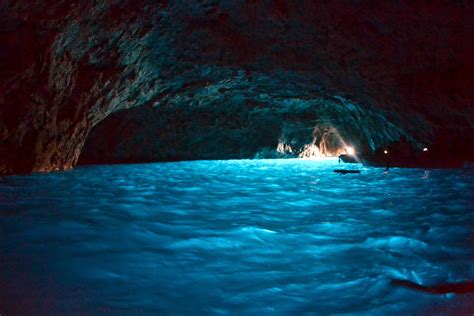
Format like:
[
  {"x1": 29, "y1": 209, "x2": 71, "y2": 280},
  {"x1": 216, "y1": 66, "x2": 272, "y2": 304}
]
[{"x1": 1, "y1": 159, "x2": 474, "y2": 314}]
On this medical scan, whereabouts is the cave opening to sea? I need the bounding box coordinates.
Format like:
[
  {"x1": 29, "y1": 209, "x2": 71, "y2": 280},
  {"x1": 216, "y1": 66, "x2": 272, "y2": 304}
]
[
  {"x1": 1, "y1": 159, "x2": 473, "y2": 314},
  {"x1": 77, "y1": 99, "x2": 363, "y2": 166}
]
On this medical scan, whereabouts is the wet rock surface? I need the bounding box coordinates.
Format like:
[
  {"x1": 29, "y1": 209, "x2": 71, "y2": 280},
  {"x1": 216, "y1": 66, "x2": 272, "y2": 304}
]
[
  {"x1": 1, "y1": 1, "x2": 473, "y2": 174},
  {"x1": 78, "y1": 78, "x2": 410, "y2": 164}
]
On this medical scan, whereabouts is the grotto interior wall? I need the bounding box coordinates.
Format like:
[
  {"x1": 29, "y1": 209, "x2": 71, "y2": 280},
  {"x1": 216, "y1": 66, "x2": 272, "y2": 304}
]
[
  {"x1": 1, "y1": 1, "x2": 473, "y2": 174},
  {"x1": 78, "y1": 78, "x2": 417, "y2": 165}
]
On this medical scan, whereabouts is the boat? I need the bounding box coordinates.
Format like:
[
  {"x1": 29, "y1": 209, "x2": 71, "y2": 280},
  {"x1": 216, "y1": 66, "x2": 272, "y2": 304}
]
[{"x1": 334, "y1": 169, "x2": 361, "y2": 174}]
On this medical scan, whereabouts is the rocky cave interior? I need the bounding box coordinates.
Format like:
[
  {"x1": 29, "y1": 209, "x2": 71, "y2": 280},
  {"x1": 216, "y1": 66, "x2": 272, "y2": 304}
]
[{"x1": 1, "y1": 1, "x2": 474, "y2": 174}]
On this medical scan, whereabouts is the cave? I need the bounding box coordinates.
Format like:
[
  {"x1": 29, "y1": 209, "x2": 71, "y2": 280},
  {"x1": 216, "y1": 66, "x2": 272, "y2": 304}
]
[
  {"x1": 1, "y1": 1, "x2": 473, "y2": 174},
  {"x1": 1, "y1": 1, "x2": 474, "y2": 314},
  {"x1": 77, "y1": 96, "x2": 377, "y2": 164}
]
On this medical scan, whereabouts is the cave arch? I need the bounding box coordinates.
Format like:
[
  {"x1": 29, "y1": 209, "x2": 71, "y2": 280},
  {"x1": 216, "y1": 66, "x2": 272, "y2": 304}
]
[
  {"x1": 77, "y1": 94, "x2": 386, "y2": 166},
  {"x1": 2, "y1": 1, "x2": 473, "y2": 175}
]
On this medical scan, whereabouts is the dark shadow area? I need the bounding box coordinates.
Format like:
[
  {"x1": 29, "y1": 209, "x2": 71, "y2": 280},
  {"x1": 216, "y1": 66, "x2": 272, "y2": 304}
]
[{"x1": 392, "y1": 279, "x2": 474, "y2": 295}]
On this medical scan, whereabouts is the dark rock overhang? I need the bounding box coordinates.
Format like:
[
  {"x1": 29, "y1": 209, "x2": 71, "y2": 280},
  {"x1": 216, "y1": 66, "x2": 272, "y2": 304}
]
[{"x1": 1, "y1": 1, "x2": 473, "y2": 174}]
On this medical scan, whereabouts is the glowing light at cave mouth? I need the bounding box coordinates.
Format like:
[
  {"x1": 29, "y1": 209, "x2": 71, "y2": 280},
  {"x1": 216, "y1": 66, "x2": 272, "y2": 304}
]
[
  {"x1": 276, "y1": 126, "x2": 353, "y2": 159},
  {"x1": 298, "y1": 143, "x2": 322, "y2": 158},
  {"x1": 276, "y1": 141, "x2": 348, "y2": 159},
  {"x1": 276, "y1": 142, "x2": 294, "y2": 154},
  {"x1": 276, "y1": 127, "x2": 351, "y2": 159}
]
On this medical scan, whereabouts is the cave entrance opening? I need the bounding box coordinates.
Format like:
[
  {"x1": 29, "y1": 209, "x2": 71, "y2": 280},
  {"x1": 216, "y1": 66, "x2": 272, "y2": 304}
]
[
  {"x1": 279, "y1": 125, "x2": 354, "y2": 159},
  {"x1": 78, "y1": 105, "x2": 359, "y2": 166}
]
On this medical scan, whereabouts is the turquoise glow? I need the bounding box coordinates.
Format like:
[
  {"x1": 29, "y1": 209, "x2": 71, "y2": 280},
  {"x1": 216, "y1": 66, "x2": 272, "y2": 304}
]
[{"x1": 1, "y1": 159, "x2": 473, "y2": 314}]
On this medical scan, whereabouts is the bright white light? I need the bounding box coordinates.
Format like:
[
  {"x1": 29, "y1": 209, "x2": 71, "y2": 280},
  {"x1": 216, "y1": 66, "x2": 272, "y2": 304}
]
[
  {"x1": 423, "y1": 147, "x2": 428, "y2": 152},
  {"x1": 346, "y1": 146, "x2": 355, "y2": 155},
  {"x1": 384, "y1": 150, "x2": 388, "y2": 154}
]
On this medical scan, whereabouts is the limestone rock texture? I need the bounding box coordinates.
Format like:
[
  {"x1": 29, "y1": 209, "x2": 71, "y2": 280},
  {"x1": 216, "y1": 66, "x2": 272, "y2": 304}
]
[{"x1": 1, "y1": 1, "x2": 473, "y2": 174}]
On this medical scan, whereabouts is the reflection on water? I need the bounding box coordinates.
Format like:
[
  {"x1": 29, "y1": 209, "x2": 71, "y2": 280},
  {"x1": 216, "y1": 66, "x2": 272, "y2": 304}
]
[{"x1": 1, "y1": 159, "x2": 474, "y2": 314}]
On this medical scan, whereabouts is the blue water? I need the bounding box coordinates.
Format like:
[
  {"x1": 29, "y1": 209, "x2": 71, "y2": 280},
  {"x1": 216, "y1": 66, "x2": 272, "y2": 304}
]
[{"x1": 1, "y1": 159, "x2": 474, "y2": 315}]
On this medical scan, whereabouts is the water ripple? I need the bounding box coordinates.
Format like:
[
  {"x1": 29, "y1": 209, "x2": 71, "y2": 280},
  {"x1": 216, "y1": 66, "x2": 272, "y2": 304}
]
[{"x1": 1, "y1": 159, "x2": 473, "y2": 314}]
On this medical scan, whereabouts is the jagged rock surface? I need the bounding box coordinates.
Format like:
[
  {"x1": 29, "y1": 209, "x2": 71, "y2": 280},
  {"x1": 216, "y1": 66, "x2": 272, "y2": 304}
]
[
  {"x1": 78, "y1": 79, "x2": 414, "y2": 164},
  {"x1": 1, "y1": 1, "x2": 473, "y2": 174}
]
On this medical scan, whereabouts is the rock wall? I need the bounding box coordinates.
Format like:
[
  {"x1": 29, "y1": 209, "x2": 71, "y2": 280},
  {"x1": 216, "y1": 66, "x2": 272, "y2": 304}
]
[
  {"x1": 1, "y1": 1, "x2": 473, "y2": 174},
  {"x1": 78, "y1": 87, "x2": 412, "y2": 165}
]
